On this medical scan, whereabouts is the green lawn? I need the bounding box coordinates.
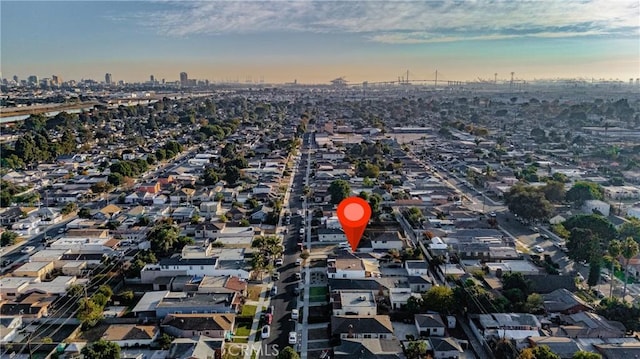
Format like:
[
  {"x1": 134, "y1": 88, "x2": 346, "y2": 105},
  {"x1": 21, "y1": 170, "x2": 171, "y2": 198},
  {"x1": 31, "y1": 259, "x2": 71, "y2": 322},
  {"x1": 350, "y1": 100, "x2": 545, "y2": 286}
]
[
  {"x1": 309, "y1": 287, "x2": 327, "y2": 297},
  {"x1": 235, "y1": 322, "x2": 252, "y2": 337},
  {"x1": 309, "y1": 286, "x2": 328, "y2": 302},
  {"x1": 240, "y1": 304, "x2": 257, "y2": 318}
]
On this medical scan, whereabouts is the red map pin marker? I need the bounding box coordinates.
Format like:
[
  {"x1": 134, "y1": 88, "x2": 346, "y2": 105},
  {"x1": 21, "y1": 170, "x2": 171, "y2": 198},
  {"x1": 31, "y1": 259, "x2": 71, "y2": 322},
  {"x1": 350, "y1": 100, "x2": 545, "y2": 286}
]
[{"x1": 337, "y1": 197, "x2": 371, "y2": 252}]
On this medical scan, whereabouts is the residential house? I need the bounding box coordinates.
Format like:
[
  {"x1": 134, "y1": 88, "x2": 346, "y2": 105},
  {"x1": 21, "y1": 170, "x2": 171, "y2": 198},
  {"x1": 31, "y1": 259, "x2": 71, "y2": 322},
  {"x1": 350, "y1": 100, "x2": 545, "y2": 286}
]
[
  {"x1": 167, "y1": 336, "x2": 225, "y2": 359},
  {"x1": 389, "y1": 287, "x2": 420, "y2": 310},
  {"x1": 526, "y1": 337, "x2": 582, "y2": 359},
  {"x1": 0, "y1": 316, "x2": 22, "y2": 343},
  {"x1": 156, "y1": 292, "x2": 237, "y2": 319},
  {"x1": 582, "y1": 200, "x2": 611, "y2": 217},
  {"x1": 331, "y1": 291, "x2": 377, "y2": 316},
  {"x1": 333, "y1": 338, "x2": 404, "y2": 359},
  {"x1": 415, "y1": 314, "x2": 446, "y2": 337},
  {"x1": 0, "y1": 292, "x2": 56, "y2": 322},
  {"x1": 331, "y1": 315, "x2": 394, "y2": 339},
  {"x1": 138, "y1": 182, "x2": 161, "y2": 194},
  {"x1": 101, "y1": 324, "x2": 159, "y2": 347},
  {"x1": 405, "y1": 261, "x2": 429, "y2": 276},
  {"x1": 249, "y1": 205, "x2": 271, "y2": 222},
  {"x1": 428, "y1": 337, "x2": 465, "y2": 359},
  {"x1": 407, "y1": 276, "x2": 433, "y2": 293},
  {"x1": 141, "y1": 256, "x2": 249, "y2": 282},
  {"x1": 327, "y1": 255, "x2": 381, "y2": 279},
  {"x1": 370, "y1": 231, "x2": 405, "y2": 250},
  {"x1": 12, "y1": 261, "x2": 55, "y2": 280},
  {"x1": 162, "y1": 313, "x2": 235, "y2": 339},
  {"x1": 318, "y1": 228, "x2": 346, "y2": 242},
  {"x1": 555, "y1": 312, "x2": 626, "y2": 338},
  {"x1": 542, "y1": 289, "x2": 593, "y2": 314}
]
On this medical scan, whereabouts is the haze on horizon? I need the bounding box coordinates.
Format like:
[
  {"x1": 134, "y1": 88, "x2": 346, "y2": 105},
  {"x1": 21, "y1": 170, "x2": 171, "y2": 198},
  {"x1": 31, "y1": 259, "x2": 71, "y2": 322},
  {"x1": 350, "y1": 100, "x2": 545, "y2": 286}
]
[{"x1": 1, "y1": 0, "x2": 639, "y2": 84}]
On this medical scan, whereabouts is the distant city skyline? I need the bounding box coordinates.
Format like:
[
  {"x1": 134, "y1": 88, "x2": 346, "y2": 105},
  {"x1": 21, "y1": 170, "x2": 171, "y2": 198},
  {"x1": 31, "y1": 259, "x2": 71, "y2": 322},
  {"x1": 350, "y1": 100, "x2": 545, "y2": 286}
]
[{"x1": 2, "y1": 1, "x2": 639, "y2": 84}]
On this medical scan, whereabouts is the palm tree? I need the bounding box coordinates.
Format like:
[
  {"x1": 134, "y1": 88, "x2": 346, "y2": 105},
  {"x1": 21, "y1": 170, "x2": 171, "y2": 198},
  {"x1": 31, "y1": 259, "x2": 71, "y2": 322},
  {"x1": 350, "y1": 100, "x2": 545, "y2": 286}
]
[
  {"x1": 621, "y1": 236, "x2": 639, "y2": 298},
  {"x1": 608, "y1": 240, "x2": 621, "y2": 298}
]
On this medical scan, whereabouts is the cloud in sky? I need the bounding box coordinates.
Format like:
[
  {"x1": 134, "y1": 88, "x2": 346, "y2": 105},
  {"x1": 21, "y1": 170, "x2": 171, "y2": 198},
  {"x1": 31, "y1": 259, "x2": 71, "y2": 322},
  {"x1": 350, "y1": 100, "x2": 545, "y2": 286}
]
[{"x1": 135, "y1": 0, "x2": 640, "y2": 43}]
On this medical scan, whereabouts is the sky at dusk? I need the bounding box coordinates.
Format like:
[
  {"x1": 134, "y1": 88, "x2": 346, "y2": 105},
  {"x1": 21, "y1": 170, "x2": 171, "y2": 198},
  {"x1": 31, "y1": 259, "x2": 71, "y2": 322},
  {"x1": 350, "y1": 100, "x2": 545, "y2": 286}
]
[{"x1": 1, "y1": 0, "x2": 639, "y2": 84}]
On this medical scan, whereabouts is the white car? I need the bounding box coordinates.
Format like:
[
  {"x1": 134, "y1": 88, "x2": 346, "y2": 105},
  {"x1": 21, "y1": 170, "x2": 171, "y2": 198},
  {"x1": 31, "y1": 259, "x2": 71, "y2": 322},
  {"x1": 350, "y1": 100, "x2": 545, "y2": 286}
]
[
  {"x1": 288, "y1": 331, "x2": 297, "y2": 345},
  {"x1": 295, "y1": 258, "x2": 302, "y2": 266},
  {"x1": 261, "y1": 325, "x2": 271, "y2": 339},
  {"x1": 291, "y1": 309, "x2": 299, "y2": 320},
  {"x1": 21, "y1": 246, "x2": 36, "y2": 254},
  {"x1": 533, "y1": 245, "x2": 544, "y2": 253},
  {"x1": 275, "y1": 258, "x2": 283, "y2": 266}
]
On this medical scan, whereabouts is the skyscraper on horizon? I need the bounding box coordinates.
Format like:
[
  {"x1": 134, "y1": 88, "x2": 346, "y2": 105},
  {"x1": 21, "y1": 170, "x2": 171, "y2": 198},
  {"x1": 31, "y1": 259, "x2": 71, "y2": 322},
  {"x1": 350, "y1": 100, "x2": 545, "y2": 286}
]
[
  {"x1": 150, "y1": 74, "x2": 155, "y2": 84},
  {"x1": 180, "y1": 72, "x2": 188, "y2": 86},
  {"x1": 105, "y1": 73, "x2": 112, "y2": 85}
]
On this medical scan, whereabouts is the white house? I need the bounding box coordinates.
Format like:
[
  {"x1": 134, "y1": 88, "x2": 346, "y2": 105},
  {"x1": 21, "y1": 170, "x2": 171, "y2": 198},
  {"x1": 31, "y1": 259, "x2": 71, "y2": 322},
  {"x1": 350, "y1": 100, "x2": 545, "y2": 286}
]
[
  {"x1": 582, "y1": 200, "x2": 611, "y2": 217},
  {"x1": 389, "y1": 288, "x2": 420, "y2": 310},
  {"x1": 415, "y1": 314, "x2": 446, "y2": 337},
  {"x1": 370, "y1": 231, "x2": 405, "y2": 250},
  {"x1": 405, "y1": 260, "x2": 429, "y2": 276},
  {"x1": 331, "y1": 291, "x2": 377, "y2": 316},
  {"x1": 318, "y1": 228, "x2": 346, "y2": 242},
  {"x1": 327, "y1": 257, "x2": 380, "y2": 279}
]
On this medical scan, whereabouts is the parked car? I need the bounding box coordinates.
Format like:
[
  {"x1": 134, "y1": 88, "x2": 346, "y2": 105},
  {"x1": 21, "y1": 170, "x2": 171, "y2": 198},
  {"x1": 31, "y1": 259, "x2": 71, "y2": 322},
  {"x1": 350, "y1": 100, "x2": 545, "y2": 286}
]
[
  {"x1": 291, "y1": 309, "x2": 299, "y2": 320},
  {"x1": 270, "y1": 286, "x2": 278, "y2": 296},
  {"x1": 288, "y1": 331, "x2": 297, "y2": 345},
  {"x1": 261, "y1": 325, "x2": 271, "y2": 339},
  {"x1": 264, "y1": 313, "x2": 273, "y2": 325},
  {"x1": 275, "y1": 258, "x2": 283, "y2": 266},
  {"x1": 533, "y1": 245, "x2": 544, "y2": 253},
  {"x1": 272, "y1": 272, "x2": 280, "y2": 281},
  {"x1": 294, "y1": 272, "x2": 301, "y2": 280},
  {"x1": 21, "y1": 246, "x2": 35, "y2": 254},
  {"x1": 295, "y1": 258, "x2": 302, "y2": 266}
]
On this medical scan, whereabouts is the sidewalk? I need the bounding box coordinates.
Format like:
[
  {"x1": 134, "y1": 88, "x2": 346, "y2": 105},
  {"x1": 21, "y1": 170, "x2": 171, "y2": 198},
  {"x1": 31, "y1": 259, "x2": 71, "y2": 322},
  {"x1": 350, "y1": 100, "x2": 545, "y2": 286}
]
[{"x1": 243, "y1": 283, "x2": 271, "y2": 359}]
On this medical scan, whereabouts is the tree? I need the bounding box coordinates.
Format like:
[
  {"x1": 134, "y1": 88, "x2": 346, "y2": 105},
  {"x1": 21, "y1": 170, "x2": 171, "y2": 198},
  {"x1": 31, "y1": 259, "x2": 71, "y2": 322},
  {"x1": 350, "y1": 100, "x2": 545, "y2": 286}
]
[
  {"x1": 300, "y1": 250, "x2": 310, "y2": 260},
  {"x1": 505, "y1": 185, "x2": 554, "y2": 221},
  {"x1": 1, "y1": 231, "x2": 18, "y2": 247},
  {"x1": 572, "y1": 351, "x2": 602, "y2": 359},
  {"x1": 78, "y1": 207, "x2": 92, "y2": 219},
  {"x1": 61, "y1": 202, "x2": 77, "y2": 215},
  {"x1": 542, "y1": 181, "x2": 566, "y2": 203},
  {"x1": 607, "y1": 240, "x2": 621, "y2": 298},
  {"x1": 405, "y1": 340, "x2": 428, "y2": 359},
  {"x1": 422, "y1": 286, "x2": 454, "y2": 313},
  {"x1": 620, "y1": 236, "x2": 639, "y2": 297},
  {"x1": 202, "y1": 168, "x2": 219, "y2": 186},
  {"x1": 566, "y1": 181, "x2": 604, "y2": 206},
  {"x1": 518, "y1": 345, "x2": 559, "y2": 359},
  {"x1": 328, "y1": 179, "x2": 351, "y2": 204},
  {"x1": 277, "y1": 346, "x2": 300, "y2": 359},
  {"x1": 564, "y1": 214, "x2": 618, "y2": 242},
  {"x1": 224, "y1": 165, "x2": 241, "y2": 185},
  {"x1": 77, "y1": 298, "x2": 103, "y2": 327},
  {"x1": 618, "y1": 218, "x2": 640, "y2": 243},
  {"x1": 81, "y1": 339, "x2": 121, "y2": 359},
  {"x1": 525, "y1": 293, "x2": 544, "y2": 314},
  {"x1": 596, "y1": 297, "x2": 640, "y2": 332},
  {"x1": 157, "y1": 333, "x2": 175, "y2": 350}
]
